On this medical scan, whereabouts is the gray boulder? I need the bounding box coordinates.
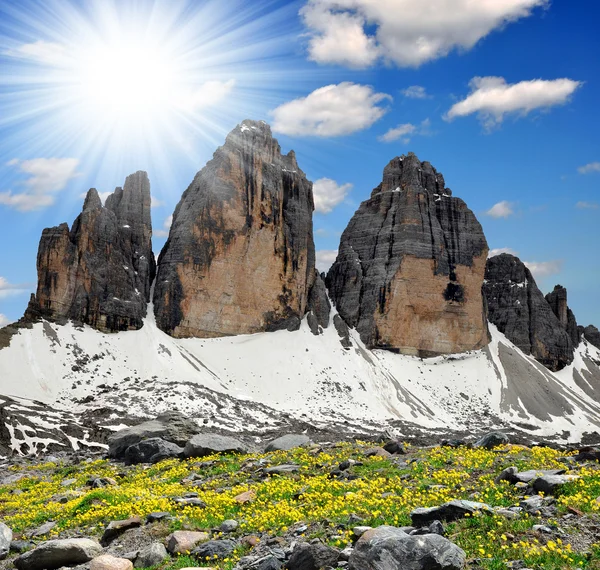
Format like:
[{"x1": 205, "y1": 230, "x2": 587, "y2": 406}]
[
  {"x1": 411, "y1": 500, "x2": 492, "y2": 526},
  {"x1": 101, "y1": 517, "x2": 142, "y2": 546},
  {"x1": 108, "y1": 411, "x2": 201, "y2": 459},
  {"x1": 192, "y1": 539, "x2": 236, "y2": 560},
  {"x1": 265, "y1": 434, "x2": 311, "y2": 452},
  {"x1": 0, "y1": 522, "x2": 12, "y2": 560},
  {"x1": 349, "y1": 526, "x2": 466, "y2": 570},
  {"x1": 531, "y1": 474, "x2": 577, "y2": 495},
  {"x1": 184, "y1": 433, "x2": 247, "y2": 457},
  {"x1": 123, "y1": 438, "x2": 184, "y2": 464},
  {"x1": 134, "y1": 543, "x2": 168, "y2": 568},
  {"x1": 474, "y1": 432, "x2": 509, "y2": 450},
  {"x1": 287, "y1": 542, "x2": 340, "y2": 570},
  {"x1": 14, "y1": 538, "x2": 103, "y2": 570}
]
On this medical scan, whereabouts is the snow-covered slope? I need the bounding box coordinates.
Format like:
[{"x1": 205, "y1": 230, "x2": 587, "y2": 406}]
[{"x1": 1, "y1": 307, "x2": 600, "y2": 452}]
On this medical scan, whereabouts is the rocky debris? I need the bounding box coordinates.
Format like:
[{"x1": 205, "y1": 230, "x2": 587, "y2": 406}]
[
  {"x1": 184, "y1": 433, "x2": 248, "y2": 457},
  {"x1": 166, "y1": 531, "x2": 209, "y2": 554},
  {"x1": 264, "y1": 434, "x2": 311, "y2": 452},
  {"x1": 191, "y1": 539, "x2": 236, "y2": 560},
  {"x1": 90, "y1": 554, "x2": 133, "y2": 570},
  {"x1": 133, "y1": 542, "x2": 168, "y2": 568},
  {"x1": 332, "y1": 314, "x2": 352, "y2": 348},
  {"x1": 411, "y1": 500, "x2": 493, "y2": 526},
  {"x1": 531, "y1": 474, "x2": 578, "y2": 495},
  {"x1": 220, "y1": 520, "x2": 239, "y2": 533},
  {"x1": 496, "y1": 467, "x2": 566, "y2": 485},
  {"x1": 584, "y1": 325, "x2": 600, "y2": 350},
  {"x1": 545, "y1": 285, "x2": 580, "y2": 347},
  {"x1": 107, "y1": 411, "x2": 201, "y2": 460},
  {"x1": 306, "y1": 272, "x2": 331, "y2": 335},
  {"x1": 14, "y1": 538, "x2": 103, "y2": 570},
  {"x1": 101, "y1": 517, "x2": 143, "y2": 546},
  {"x1": 349, "y1": 526, "x2": 466, "y2": 570},
  {"x1": 122, "y1": 438, "x2": 184, "y2": 464},
  {"x1": 474, "y1": 431, "x2": 509, "y2": 450},
  {"x1": 520, "y1": 496, "x2": 557, "y2": 517},
  {"x1": 483, "y1": 254, "x2": 575, "y2": 371},
  {"x1": 327, "y1": 152, "x2": 489, "y2": 356},
  {"x1": 25, "y1": 171, "x2": 155, "y2": 332},
  {"x1": 286, "y1": 542, "x2": 340, "y2": 570},
  {"x1": 0, "y1": 522, "x2": 11, "y2": 560},
  {"x1": 154, "y1": 119, "x2": 322, "y2": 338}
]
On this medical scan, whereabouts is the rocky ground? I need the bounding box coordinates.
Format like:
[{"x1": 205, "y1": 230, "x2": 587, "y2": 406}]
[{"x1": 2, "y1": 419, "x2": 600, "y2": 570}]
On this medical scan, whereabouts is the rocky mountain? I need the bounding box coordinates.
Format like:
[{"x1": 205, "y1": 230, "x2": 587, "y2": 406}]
[
  {"x1": 584, "y1": 325, "x2": 600, "y2": 350},
  {"x1": 545, "y1": 285, "x2": 580, "y2": 346},
  {"x1": 326, "y1": 152, "x2": 489, "y2": 356},
  {"x1": 153, "y1": 120, "x2": 328, "y2": 338},
  {"x1": 25, "y1": 172, "x2": 155, "y2": 332},
  {"x1": 483, "y1": 254, "x2": 575, "y2": 371}
]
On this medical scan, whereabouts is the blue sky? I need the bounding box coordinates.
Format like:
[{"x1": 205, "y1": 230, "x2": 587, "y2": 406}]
[{"x1": 0, "y1": 0, "x2": 598, "y2": 328}]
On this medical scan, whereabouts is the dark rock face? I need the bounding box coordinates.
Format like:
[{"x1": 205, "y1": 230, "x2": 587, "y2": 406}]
[
  {"x1": 154, "y1": 120, "x2": 321, "y2": 338},
  {"x1": 584, "y1": 325, "x2": 600, "y2": 349},
  {"x1": 545, "y1": 285, "x2": 580, "y2": 346},
  {"x1": 27, "y1": 172, "x2": 155, "y2": 332},
  {"x1": 483, "y1": 254, "x2": 575, "y2": 371},
  {"x1": 326, "y1": 152, "x2": 489, "y2": 355}
]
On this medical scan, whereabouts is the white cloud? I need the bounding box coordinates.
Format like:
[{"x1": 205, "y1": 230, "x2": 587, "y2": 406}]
[
  {"x1": 524, "y1": 260, "x2": 563, "y2": 280},
  {"x1": 401, "y1": 86, "x2": 430, "y2": 99},
  {"x1": 178, "y1": 80, "x2": 235, "y2": 112},
  {"x1": 578, "y1": 162, "x2": 600, "y2": 175},
  {"x1": 576, "y1": 201, "x2": 599, "y2": 210},
  {"x1": 300, "y1": 0, "x2": 548, "y2": 68},
  {"x1": 313, "y1": 178, "x2": 353, "y2": 214},
  {"x1": 379, "y1": 118, "x2": 431, "y2": 143},
  {"x1": 489, "y1": 247, "x2": 518, "y2": 258},
  {"x1": 485, "y1": 200, "x2": 515, "y2": 219},
  {"x1": 1, "y1": 158, "x2": 81, "y2": 212},
  {"x1": 445, "y1": 76, "x2": 581, "y2": 130},
  {"x1": 0, "y1": 276, "x2": 31, "y2": 299},
  {"x1": 316, "y1": 249, "x2": 338, "y2": 273},
  {"x1": 0, "y1": 314, "x2": 11, "y2": 327},
  {"x1": 151, "y1": 196, "x2": 165, "y2": 208},
  {"x1": 3, "y1": 41, "x2": 69, "y2": 66},
  {"x1": 154, "y1": 214, "x2": 173, "y2": 238},
  {"x1": 271, "y1": 82, "x2": 391, "y2": 137}
]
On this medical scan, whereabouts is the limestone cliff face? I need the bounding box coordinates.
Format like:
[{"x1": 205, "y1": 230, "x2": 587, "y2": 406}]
[
  {"x1": 545, "y1": 285, "x2": 580, "y2": 347},
  {"x1": 584, "y1": 325, "x2": 600, "y2": 350},
  {"x1": 153, "y1": 120, "x2": 324, "y2": 338},
  {"x1": 326, "y1": 152, "x2": 489, "y2": 356},
  {"x1": 483, "y1": 254, "x2": 574, "y2": 371},
  {"x1": 28, "y1": 172, "x2": 155, "y2": 332}
]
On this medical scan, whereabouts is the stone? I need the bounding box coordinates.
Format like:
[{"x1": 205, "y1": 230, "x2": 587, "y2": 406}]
[
  {"x1": 90, "y1": 555, "x2": 133, "y2": 570},
  {"x1": 257, "y1": 556, "x2": 283, "y2": 570},
  {"x1": 411, "y1": 500, "x2": 492, "y2": 526},
  {"x1": 483, "y1": 254, "x2": 575, "y2": 371},
  {"x1": 531, "y1": 474, "x2": 578, "y2": 495},
  {"x1": 326, "y1": 152, "x2": 489, "y2": 356},
  {"x1": 173, "y1": 497, "x2": 207, "y2": 507},
  {"x1": 287, "y1": 542, "x2": 340, "y2": 570},
  {"x1": 101, "y1": 516, "x2": 143, "y2": 546},
  {"x1": 349, "y1": 526, "x2": 466, "y2": 570},
  {"x1": 513, "y1": 469, "x2": 566, "y2": 484},
  {"x1": 154, "y1": 120, "x2": 321, "y2": 338},
  {"x1": 474, "y1": 432, "x2": 510, "y2": 450},
  {"x1": 264, "y1": 464, "x2": 300, "y2": 475},
  {"x1": 234, "y1": 490, "x2": 256, "y2": 504},
  {"x1": 192, "y1": 539, "x2": 236, "y2": 560},
  {"x1": 27, "y1": 521, "x2": 56, "y2": 538},
  {"x1": 11, "y1": 541, "x2": 34, "y2": 554},
  {"x1": 353, "y1": 526, "x2": 373, "y2": 538},
  {"x1": 166, "y1": 531, "x2": 210, "y2": 554},
  {"x1": 583, "y1": 325, "x2": 600, "y2": 349},
  {"x1": 108, "y1": 411, "x2": 201, "y2": 459},
  {"x1": 306, "y1": 272, "x2": 331, "y2": 335},
  {"x1": 241, "y1": 536, "x2": 261, "y2": 548},
  {"x1": 0, "y1": 522, "x2": 12, "y2": 560},
  {"x1": 265, "y1": 434, "x2": 312, "y2": 452},
  {"x1": 14, "y1": 538, "x2": 103, "y2": 570},
  {"x1": 220, "y1": 520, "x2": 239, "y2": 533},
  {"x1": 184, "y1": 433, "x2": 248, "y2": 457},
  {"x1": 146, "y1": 512, "x2": 172, "y2": 524},
  {"x1": 383, "y1": 440, "x2": 406, "y2": 455},
  {"x1": 495, "y1": 466, "x2": 518, "y2": 484},
  {"x1": 123, "y1": 437, "x2": 185, "y2": 464},
  {"x1": 134, "y1": 543, "x2": 168, "y2": 568},
  {"x1": 25, "y1": 172, "x2": 155, "y2": 332}
]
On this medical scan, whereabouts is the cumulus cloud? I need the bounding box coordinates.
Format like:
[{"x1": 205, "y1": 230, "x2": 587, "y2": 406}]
[
  {"x1": 401, "y1": 86, "x2": 430, "y2": 99},
  {"x1": 0, "y1": 276, "x2": 31, "y2": 299},
  {"x1": 151, "y1": 196, "x2": 165, "y2": 208},
  {"x1": 485, "y1": 200, "x2": 515, "y2": 219},
  {"x1": 524, "y1": 260, "x2": 563, "y2": 280},
  {"x1": 488, "y1": 247, "x2": 519, "y2": 258},
  {"x1": 445, "y1": 76, "x2": 581, "y2": 130},
  {"x1": 154, "y1": 214, "x2": 173, "y2": 238},
  {"x1": 576, "y1": 201, "x2": 599, "y2": 210},
  {"x1": 271, "y1": 82, "x2": 391, "y2": 137},
  {"x1": 0, "y1": 158, "x2": 81, "y2": 212},
  {"x1": 300, "y1": 0, "x2": 548, "y2": 68},
  {"x1": 578, "y1": 162, "x2": 600, "y2": 174},
  {"x1": 0, "y1": 314, "x2": 11, "y2": 327},
  {"x1": 178, "y1": 79, "x2": 236, "y2": 112},
  {"x1": 379, "y1": 118, "x2": 431, "y2": 143},
  {"x1": 3, "y1": 41, "x2": 69, "y2": 66},
  {"x1": 316, "y1": 249, "x2": 338, "y2": 273},
  {"x1": 313, "y1": 178, "x2": 352, "y2": 214}
]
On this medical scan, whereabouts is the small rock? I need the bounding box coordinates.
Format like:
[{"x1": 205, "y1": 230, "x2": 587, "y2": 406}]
[
  {"x1": 287, "y1": 542, "x2": 340, "y2": 570},
  {"x1": 101, "y1": 516, "x2": 143, "y2": 546},
  {"x1": 61, "y1": 478, "x2": 78, "y2": 487},
  {"x1": 27, "y1": 521, "x2": 56, "y2": 538},
  {"x1": 192, "y1": 539, "x2": 236, "y2": 560},
  {"x1": 10, "y1": 541, "x2": 33, "y2": 554},
  {"x1": 134, "y1": 543, "x2": 168, "y2": 568},
  {"x1": 220, "y1": 520, "x2": 239, "y2": 533},
  {"x1": 241, "y1": 536, "x2": 260, "y2": 548},
  {"x1": 264, "y1": 464, "x2": 300, "y2": 475},
  {"x1": 146, "y1": 512, "x2": 172, "y2": 524},
  {"x1": 494, "y1": 466, "x2": 518, "y2": 484},
  {"x1": 90, "y1": 554, "x2": 134, "y2": 570},
  {"x1": 531, "y1": 474, "x2": 578, "y2": 495},
  {"x1": 184, "y1": 433, "x2": 247, "y2": 458},
  {"x1": 14, "y1": 538, "x2": 103, "y2": 570},
  {"x1": 234, "y1": 490, "x2": 256, "y2": 504},
  {"x1": 353, "y1": 526, "x2": 372, "y2": 538},
  {"x1": 123, "y1": 437, "x2": 184, "y2": 464},
  {"x1": 411, "y1": 500, "x2": 492, "y2": 526},
  {"x1": 265, "y1": 434, "x2": 311, "y2": 452},
  {"x1": 364, "y1": 447, "x2": 392, "y2": 458},
  {"x1": 532, "y1": 525, "x2": 553, "y2": 534},
  {"x1": 167, "y1": 531, "x2": 210, "y2": 554},
  {"x1": 0, "y1": 522, "x2": 12, "y2": 560},
  {"x1": 474, "y1": 432, "x2": 509, "y2": 450},
  {"x1": 173, "y1": 497, "x2": 207, "y2": 508},
  {"x1": 257, "y1": 556, "x2": 283, "y2": 570},
  {"x1": 383, "y1": 441, "x2": 405, "y2": 455}
]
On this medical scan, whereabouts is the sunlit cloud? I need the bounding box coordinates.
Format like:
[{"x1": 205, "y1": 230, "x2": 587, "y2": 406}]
[
  {"x1": 578, "y1": 162, "x2": 600, "y2": 174},
  {"x1": 0, "y1": 276, "x2": 32, "y2": 299},
  {"x1": 154, "y1": 214, "x2": 173, "y2": 238},
  {"x1": 316, "y1": 249, "x2": 338, "y2": 273},
  {"x1": 524, "y1": 260, "x2": 563, "y2": 280},
  {"x1": 401, "y1": 86, "x2": 430, "y2": 99},
  {"x1": 485, "y1": 200, "x2": 515, "y2": 219},
  {"x1": 313, "y1": 178, "x2": 352, "y2": 213},
  {"x1": 576, "y1": 201, "x2": 598, "y2": 210},
  {"x1": 379, "y1": 118, "x2": 431, "y2": 143}
]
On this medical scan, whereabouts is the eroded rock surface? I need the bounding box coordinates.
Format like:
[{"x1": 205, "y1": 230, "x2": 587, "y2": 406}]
[
  {"x1": 545, "y1": 285, "x2": 580, "y2": 346},
  {"x1": 26, "y1": 172, "x2": 155, "y2": 332},
  {"x1": 154, "y1": 120, "x2": 321, "y2": 338},
  {"x1": 326, "y1": 152, "x2": 489, "y2": 355},
  {"x1": 584, "y1": 325, "x2": 600, "y2": 350},
  {"x1": 483, "y1": 254, "x2": 574, "y2": 371}
]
